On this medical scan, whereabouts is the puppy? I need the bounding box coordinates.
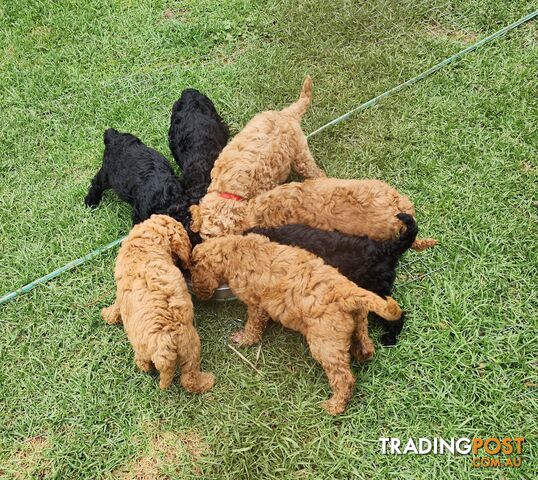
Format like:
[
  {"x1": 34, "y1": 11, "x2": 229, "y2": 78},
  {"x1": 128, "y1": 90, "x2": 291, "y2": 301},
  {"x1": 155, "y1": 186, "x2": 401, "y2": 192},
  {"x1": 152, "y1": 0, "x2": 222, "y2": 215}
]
[
  {"x1": 191, "y1": 177, "x2": 437, "y2": 250},
  {"x1": 85, "y1": 129, "x2": 201, "y2": 244},
  {"x1": 168, "y1": 89, "x2": 229, "y2": 205},
  {"x1": 248, "y1": 213, "x2": 418, "y2": 346},
  {"x1": 190, "y1": 234, "x2": 402, "y2": 415},
  {"x1": 197, "y1": 76, "x2": 326, "y2": 230},
  {"x1": 102, "y1": 214, "x2": 214, "y2": 393}
]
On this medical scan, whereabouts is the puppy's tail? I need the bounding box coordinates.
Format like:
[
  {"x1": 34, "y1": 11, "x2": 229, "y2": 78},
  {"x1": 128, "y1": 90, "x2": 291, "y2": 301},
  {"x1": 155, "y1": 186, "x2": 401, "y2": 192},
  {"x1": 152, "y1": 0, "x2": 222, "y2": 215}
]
[
  {"x1": 344, "y1": 287, "x2": 402, "y2": 321},
  {"x1": 411, "y1": 237, "x2": 438, "y2": 251},
  {"x1": 390, "y1": 213, "x2": 418, "y2": 256},
  {"x1": 395, "y1": 195, "x2": 438, "y2": 251},
  {"x1": 281, "y1": 75, "x2": 312, "y2": 120}
]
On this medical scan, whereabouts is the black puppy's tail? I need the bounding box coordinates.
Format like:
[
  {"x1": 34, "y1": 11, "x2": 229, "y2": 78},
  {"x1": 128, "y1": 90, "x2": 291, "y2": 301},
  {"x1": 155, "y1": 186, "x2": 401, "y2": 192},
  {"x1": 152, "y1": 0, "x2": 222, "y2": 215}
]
[{"x1": 391, "y1": 213, "x2": 418, "y2": 256}]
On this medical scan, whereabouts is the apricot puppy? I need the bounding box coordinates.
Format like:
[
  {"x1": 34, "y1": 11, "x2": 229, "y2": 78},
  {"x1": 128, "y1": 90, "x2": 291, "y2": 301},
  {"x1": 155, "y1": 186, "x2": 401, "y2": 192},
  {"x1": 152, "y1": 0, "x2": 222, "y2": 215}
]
[
  {"x1": 197, "y1": 76, "x2": 326, "y2": 234},
  {"x1": 190, "y1": 234, "x2": 403, "y2": 415},
  {"x1": 102, "y1": 214, "x2": 214, "y2": 393},
  {"x1": 191, "y1": 177, "x2": 437, "y2": 250}
]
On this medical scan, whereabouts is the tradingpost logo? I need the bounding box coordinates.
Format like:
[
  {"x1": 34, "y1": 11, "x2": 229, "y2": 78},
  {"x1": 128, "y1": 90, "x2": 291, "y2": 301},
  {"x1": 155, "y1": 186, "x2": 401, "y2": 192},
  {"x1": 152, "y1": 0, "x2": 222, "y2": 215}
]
[{"x1": 379, "y1": 437, "x2": 524, "y2": 468}]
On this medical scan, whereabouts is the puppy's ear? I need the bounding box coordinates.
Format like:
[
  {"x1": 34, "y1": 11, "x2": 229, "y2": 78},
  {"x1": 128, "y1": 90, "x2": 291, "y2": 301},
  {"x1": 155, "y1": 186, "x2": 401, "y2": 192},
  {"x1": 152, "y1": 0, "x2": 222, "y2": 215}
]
[
  {"x1": 190, "y1": 250, "x2": 219, "y2": 300},
  {"x1": 168, "y1": 221, "x2": 192, "y2": 270},
  {"x1": 190, "y1": 205, "x2": 202, "y2": 233}
]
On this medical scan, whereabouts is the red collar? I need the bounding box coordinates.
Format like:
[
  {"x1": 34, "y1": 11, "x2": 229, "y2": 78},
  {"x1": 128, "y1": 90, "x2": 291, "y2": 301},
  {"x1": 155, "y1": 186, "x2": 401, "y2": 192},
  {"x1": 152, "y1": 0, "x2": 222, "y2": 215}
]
[{"x1": 219, "y1": 192, "x2": 244, "y2": 201}]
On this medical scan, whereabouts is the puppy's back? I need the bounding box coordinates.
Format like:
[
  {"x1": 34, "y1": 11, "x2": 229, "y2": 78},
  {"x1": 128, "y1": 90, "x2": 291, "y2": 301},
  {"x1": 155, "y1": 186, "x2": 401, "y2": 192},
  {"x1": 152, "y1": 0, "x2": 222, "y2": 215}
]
[
  {"x1": 247, "y1": 221, "x2": 409, "y2": 295},
  {"x1": 115, "y1": 218, "x2": 192, "y2": 323},
  {"x1": 242, "y1": 234, "x2": 355, "y2": 292},
  {"x1": 102, "y1": 129, "x2": 170, "y2": 170},
  {"x1": 172, "y1": 89, "x2": 221, "y2": 118},
  {"x1": 249, "y1": 178, "x2": 415, "y2": 241},
  {"x1": 169, "y1": 89, "x2": 229, "y2": 168}
]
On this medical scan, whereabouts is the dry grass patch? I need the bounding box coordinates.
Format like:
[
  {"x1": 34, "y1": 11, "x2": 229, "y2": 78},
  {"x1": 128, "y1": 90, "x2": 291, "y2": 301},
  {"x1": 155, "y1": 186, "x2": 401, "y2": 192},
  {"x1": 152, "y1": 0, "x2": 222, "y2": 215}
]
[
  {"x1": 425, "y1": 19, "x2": 479, "y2": 43},
  {"x1": 114, "y1": 428, "x2": 208, "y2": 479},
  {"x1": 161, "y1": 7, "x2": 190, "y2": 22},
  {"x1": 1, "y1": 436, "x2": 50, "y2": 480}
]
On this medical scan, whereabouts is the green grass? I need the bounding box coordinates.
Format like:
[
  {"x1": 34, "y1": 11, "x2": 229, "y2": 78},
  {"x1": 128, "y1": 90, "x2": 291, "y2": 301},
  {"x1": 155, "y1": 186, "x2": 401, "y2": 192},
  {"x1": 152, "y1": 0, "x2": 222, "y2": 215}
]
[{"x1": 1, "y1": 0, "x2": 537, "y2": 478}]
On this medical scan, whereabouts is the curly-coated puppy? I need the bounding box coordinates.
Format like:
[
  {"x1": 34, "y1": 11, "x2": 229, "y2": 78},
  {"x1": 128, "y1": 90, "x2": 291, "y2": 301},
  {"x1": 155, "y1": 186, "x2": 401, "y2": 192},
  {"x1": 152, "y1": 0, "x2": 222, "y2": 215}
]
[
  {"x1": 190, "y1": 234, "x2": 402, "y2": 415},
  {"x1": 191, "y1": 177, "x2": 437, "y2": 251},
  {"x1": 85, "y1": 128, "x2": 191, "y2": 226},
  {"x1": 168, "y1": 89, "x2": 229, "y2": 205},
  {"x1": 197, "y1": 76, "x2": 326, "y2": 227},
  {"x1": 248, "y1": 213, "x2": 418, "y2": 346},
  {"x1": 102, "y1": 214, "x2": 214, "y2": 393}
]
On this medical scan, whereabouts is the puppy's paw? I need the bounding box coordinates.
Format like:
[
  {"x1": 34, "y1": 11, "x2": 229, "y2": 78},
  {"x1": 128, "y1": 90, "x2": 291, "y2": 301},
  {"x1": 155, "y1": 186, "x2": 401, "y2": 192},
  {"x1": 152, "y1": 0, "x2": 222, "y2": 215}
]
[
  {"x1": 380, "y1": 333, "x2": 397, "y2": 347},
  {"x1": 182, "y1": 372, "x2": 215, "y2": 394},
  {"x1": 195, "y1": 372, "x2": 215, "y2": 393},
  {"x1": 360, "y1": 341, "x2": 375, "y2": 360},
  {"x1": 101, "y1": 306, "x2": 121, "y2": 325},
  {"x1": 320, "y1": 398, "x2": 346, "y2": 416},
  {"x1": 84, "y1": 194, "x2": 99, "y2": 208},
  {"x1": 231, "y1": 330, "x2": 247, "y2": 345},
  {"x1": 231, "y1": 330, "x2": 259, "y2": 347},
  {"x1": 135, "y1": 357, "x2": 152, "y2": 372},
  {"x1": 350, "y1": 340, "x2": 374, "y2": 362},
  {"x1": 159, "y1": 376, "x2": 173, "y2": 390}
]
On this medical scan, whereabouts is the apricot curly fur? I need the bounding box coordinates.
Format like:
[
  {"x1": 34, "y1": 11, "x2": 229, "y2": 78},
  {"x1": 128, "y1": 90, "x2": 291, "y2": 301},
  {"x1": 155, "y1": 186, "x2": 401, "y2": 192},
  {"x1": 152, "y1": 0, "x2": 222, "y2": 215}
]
[
  {"x1": 103, "y1": 214, "x2": 214, "y2": 393},
  {"x1": 190, "y1": 234, "x2": 403, "y2": 415},
  {"x1": 248, "y1": 212, "x2": 419, "y2": 346},
  {"x1": 198, "y1": 76, "x2": 326, "y2": 228},
  {"x1": 191, "y1": 178, "x2": 437, "y2": 250}
]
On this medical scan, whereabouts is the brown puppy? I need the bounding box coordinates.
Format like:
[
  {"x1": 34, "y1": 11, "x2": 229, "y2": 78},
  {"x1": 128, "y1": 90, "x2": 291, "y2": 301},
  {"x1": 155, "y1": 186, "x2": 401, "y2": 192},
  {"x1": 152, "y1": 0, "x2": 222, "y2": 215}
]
[
  {"x1": 198, "y1": 76, "x2": 326, "y2": 228},
  {"x1": 191, "y1": 178, "x2": 437, "y2": 250},
  {"x1": 190, "y1": 234, "x2": 403, "y2": 415},
  {"x1": 102, "y1": 214, "x2": 214, "y2": 393}
]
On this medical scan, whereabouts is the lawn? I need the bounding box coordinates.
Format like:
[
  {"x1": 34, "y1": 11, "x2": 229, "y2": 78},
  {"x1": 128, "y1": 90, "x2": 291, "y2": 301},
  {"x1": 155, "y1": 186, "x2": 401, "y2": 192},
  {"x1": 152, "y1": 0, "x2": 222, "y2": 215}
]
[{"x1": 0, "y1": 0, "x2": 537, "y2": 478}]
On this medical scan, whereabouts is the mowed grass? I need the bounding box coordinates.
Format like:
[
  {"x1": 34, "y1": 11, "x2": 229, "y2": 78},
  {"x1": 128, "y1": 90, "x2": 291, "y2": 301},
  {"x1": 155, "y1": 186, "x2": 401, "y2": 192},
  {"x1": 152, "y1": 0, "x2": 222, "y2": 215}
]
[{"x1": 1, "y1": 0, "x2": 537, "y2": 478}]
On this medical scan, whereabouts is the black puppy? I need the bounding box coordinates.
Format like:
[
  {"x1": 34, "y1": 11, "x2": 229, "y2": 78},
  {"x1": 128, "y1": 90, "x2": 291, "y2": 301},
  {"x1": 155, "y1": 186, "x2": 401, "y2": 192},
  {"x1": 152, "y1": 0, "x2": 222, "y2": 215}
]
[
  {"x1": 248, "y1": 213, "x2": 418, "y2": 346},
  {"x1": 168, "y1": 89, "x2": 229, "y2": 205},
  {"x1": 85, "y1": 128, "x2": 191, "y2": 232}
]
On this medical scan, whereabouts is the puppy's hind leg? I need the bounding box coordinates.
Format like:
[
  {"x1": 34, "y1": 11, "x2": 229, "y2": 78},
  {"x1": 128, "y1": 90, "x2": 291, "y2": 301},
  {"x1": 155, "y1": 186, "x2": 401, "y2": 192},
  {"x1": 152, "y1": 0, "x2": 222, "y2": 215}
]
[
  {"x1": 152, "y1": 339, "x2": 177, "y2": 389},
  {"x1": 176, "y1": 325, "x2": 214, "y2": 393},
  {"x1": 291, "y1": 136, "x2": 326, "y2": 179},
  {"x1": 231, "y1": 305, "x2": 269, "y2": 347},
  {"x1": 350, "y1": 308, "x2": 376, "y2": 362},
  {"x1": 85, "y1": 168, "x2": 109, "y2": 208},
  {"x1": 156, "y1": 362, "x2": 176, "y2": 390},
  {"x1": 102, "y1": 300, "x2": 122, "y2": 325},
  {"x1": 307, "y1": 330, "x2": 356, "y2": 415}
]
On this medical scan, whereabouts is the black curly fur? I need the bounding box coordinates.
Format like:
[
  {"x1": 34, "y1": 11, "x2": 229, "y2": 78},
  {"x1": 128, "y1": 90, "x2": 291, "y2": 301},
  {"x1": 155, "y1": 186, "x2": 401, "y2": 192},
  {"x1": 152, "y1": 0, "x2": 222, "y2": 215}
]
[
  {"x1": 248, "y1": 213, "x2": 418, "y2": 346},
  {"x1": 168, "y1": 88, "x2": 229, "y2": 205},
  {"x1": 84, "y1": 128, "x2": 198, "y2": 242}
]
